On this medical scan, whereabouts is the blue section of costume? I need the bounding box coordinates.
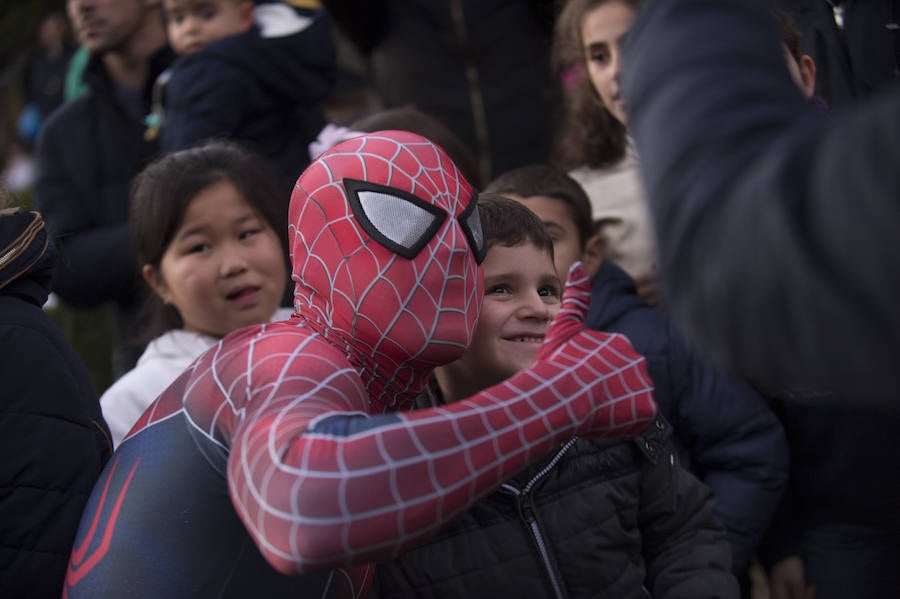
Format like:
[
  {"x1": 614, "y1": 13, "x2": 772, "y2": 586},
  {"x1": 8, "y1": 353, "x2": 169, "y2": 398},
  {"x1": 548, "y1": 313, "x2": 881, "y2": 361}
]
[{"x1": 65, "y1": 413, "x2": 336, "y2": 598}]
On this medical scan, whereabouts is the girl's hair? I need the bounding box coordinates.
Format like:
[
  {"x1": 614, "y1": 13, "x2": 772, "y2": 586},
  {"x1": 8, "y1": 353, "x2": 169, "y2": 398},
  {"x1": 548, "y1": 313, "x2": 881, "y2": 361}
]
[
  {"x1": 776, "y1": 9, "x2": 803, "y2": 62},
  {"x1": 129, "y1": 140, "x2": 290, "y2": 341},
  {"x1": 477, "y1": 192, "x2": 555, "y2": 259},
  {"x1": 552, "y1": 0, "x2": 637, "y2": 170}
]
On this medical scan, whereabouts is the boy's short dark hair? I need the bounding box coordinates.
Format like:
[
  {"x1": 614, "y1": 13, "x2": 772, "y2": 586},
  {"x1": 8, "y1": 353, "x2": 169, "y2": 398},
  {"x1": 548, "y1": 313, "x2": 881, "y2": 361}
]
[
  {"x1": 477, "y1": 192, "x2": 555, "y2": 259},
  {"x1": 484, "y1": 164, "x2": 593, "y2": 248}
]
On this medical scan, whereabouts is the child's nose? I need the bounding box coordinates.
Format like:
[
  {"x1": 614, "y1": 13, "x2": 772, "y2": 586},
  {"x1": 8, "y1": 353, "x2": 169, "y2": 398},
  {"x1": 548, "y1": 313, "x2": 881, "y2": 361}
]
[
  {"x1": 183, "y1": 15, "x2": 200, "y2": 31},
  {"x1": 517, "y1": 293, "x2": 552, "y2": 321},
  {"x1": 221, "y1": 248, "x2": 249, "y2": 277},
  {"x1": 611, "y1": 50, "x2": 623, "y2": 82}
]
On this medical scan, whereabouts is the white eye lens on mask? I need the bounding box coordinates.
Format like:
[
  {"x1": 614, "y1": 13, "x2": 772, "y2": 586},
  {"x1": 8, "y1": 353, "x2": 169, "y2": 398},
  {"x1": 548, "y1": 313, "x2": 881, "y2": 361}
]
[{"x1": 344, "y1": 178, "x2": 447, "y2": 259}]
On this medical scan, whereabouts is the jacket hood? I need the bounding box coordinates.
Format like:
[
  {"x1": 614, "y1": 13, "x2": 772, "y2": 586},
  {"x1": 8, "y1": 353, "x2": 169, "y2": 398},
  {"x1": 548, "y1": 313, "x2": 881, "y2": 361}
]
[
  {"x1": 186, "y1": 3, "x2": 335, "y2": 106},
  {"x1": 586, "y1": 259, "x2": 647, "y2": 329},
  {"x1": 0, "y1": 208, "x2": 57, "y2": 307}
]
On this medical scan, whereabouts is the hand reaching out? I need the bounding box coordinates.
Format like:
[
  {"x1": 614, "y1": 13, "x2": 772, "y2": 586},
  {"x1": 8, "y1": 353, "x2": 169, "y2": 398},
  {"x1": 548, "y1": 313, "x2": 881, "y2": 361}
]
[{"x1": 531, "y1": 262, "x2": 658, "y2": 438}]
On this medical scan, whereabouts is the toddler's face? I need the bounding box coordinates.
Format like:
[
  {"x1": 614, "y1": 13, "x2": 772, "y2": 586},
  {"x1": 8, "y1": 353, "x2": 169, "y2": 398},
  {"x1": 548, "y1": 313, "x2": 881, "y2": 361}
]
[
  {"x1": 164, "y1": 0, "x2": 253, "y2": 54},
  {"x1": 144, "y1": 179, "x2": 287, "y2": 338}
]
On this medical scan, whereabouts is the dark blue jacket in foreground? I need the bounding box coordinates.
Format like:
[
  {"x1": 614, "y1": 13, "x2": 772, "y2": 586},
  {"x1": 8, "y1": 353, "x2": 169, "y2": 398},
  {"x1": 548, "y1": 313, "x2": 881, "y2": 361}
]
[
  {"x1": 623, "y1": 0, "x2": 900, "y2": 397},
  {"x1": 586, "y1": 259, "x2": 789, "y2": 573}
]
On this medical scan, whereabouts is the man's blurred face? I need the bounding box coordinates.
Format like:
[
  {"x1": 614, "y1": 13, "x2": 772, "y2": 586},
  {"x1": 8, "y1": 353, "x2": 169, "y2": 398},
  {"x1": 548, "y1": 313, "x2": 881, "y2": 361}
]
[{"x1": 67, "y1": 0, "x2": 150, "y2": 54}]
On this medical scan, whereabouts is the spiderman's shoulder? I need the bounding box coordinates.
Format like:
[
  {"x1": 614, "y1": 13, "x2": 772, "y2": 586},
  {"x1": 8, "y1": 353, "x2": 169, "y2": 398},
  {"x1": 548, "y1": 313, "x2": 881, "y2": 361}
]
[{"x1": 193, "y1": 321, "x2": 346, "y2": 377}]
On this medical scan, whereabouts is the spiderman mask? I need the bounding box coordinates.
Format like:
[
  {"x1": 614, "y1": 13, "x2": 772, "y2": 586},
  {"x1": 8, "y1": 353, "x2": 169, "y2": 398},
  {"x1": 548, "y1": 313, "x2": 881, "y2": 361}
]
[{"x1": 289, "y1": 130, "x2": 485, "y2": 370}]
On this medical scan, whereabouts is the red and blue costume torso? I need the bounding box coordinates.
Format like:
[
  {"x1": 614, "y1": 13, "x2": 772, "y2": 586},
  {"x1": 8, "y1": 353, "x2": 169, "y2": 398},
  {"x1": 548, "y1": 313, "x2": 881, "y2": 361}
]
[{"x1": 64, "y1": 132, "x2": 657, "y2": 598}]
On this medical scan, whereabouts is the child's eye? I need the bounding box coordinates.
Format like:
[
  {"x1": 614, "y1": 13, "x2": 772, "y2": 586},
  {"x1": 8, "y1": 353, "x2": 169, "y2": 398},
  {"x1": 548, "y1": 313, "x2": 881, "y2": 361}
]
[
  {"x1": 539, "y1": 285, "x2": 561, "y2": 299},
  {"x1": 486, "y1": 284, "x2": 511, "y2": 296},
  {"x1": 187, "y1": 243, "x2": 211, "y2": 254},
  {"x1": 239, "y1": 229, "x2": 260, "y2": 240},
  {"x1": 199, "y1": 5, "x2": 217, "y2": 20},
  {"x1": 588, "y1": 47, "x2": 610, "y2": 65},
  {"x1": 168, "y1": 11, "x2": 185, "y2": 25}
]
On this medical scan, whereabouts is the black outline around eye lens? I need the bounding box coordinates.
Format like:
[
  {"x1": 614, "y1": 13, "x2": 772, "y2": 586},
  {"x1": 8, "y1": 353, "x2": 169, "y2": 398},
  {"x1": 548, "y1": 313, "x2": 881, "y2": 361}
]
[
  {"x1": 459, "y1": 191, "x2": 486, "y2": 264},
  {"x1": 343, "y1": 178, "x2": 447, "y2": 260}
]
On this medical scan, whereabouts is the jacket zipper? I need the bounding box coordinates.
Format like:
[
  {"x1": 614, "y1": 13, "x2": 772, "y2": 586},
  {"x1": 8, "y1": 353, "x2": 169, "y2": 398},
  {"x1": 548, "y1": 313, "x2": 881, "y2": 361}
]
[
  {"x1": 0, "y1": 214, "x2": 43, "y2": 269},
  {"x1": 501, "y1": 438, "x2": 578, "y2": 599}
]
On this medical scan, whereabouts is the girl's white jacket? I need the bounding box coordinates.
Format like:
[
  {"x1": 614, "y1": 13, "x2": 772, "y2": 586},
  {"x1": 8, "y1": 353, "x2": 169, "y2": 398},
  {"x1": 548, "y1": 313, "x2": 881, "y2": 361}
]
[{"x1": 100, "y1": 309, "x2": 293, "y2": 448}]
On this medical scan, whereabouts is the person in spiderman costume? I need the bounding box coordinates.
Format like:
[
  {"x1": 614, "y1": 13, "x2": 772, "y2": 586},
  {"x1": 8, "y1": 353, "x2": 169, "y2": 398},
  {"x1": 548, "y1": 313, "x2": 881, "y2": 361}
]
[{"x1": 63, "y1": 131, "x2": 658, "y2": 598}]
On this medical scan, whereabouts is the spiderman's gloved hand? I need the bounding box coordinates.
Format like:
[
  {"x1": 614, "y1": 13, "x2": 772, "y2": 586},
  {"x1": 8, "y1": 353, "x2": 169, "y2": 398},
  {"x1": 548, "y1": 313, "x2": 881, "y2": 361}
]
[{"x1": 529, "y1": 262, "x2": 658, "y2": 438}]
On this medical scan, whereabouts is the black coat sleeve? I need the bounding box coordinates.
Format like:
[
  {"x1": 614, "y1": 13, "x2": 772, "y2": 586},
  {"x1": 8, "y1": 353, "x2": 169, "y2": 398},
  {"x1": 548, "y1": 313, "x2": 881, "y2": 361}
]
[
  {"x1": 35, "y1": 107, "x2": 140, "y2": 307},
  {"x1": 0, "y1": 311, "x2": 111, "y2": 598},
  {"x1": 623, "y1": 0, "x2": 900, "y2": 397}
]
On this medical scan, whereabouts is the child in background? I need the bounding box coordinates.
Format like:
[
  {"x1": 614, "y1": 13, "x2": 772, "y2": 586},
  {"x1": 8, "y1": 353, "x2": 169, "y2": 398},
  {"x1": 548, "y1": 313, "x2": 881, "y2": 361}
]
[
  {"x1": 148, "y1": 0, "x2": 335, "y2": 190},
  {"x1": 552, "y1": 0, "x2": 659, "y2": 304},
  {"x1": 485, "y1": 164, "x2": 788, "y2": 588},
  {"x1": 374, "y1": 194, "x2": 736, "y2": 598},
  {"x1": 100, "y1": 141, "x2": 291, "y2": 447}
]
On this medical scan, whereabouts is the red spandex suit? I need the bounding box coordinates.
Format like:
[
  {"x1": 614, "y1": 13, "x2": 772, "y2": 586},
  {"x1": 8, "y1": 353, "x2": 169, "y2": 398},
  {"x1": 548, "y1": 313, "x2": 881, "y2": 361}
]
[{"x1": 64, "y1": 131, "x2": 657, "y2": 598}]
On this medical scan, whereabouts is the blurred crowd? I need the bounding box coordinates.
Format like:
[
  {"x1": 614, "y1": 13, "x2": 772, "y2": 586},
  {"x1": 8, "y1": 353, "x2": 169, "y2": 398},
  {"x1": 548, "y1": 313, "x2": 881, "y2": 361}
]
[{"x1": 0, "y1": 1, "x2": 898, "y2": 598}]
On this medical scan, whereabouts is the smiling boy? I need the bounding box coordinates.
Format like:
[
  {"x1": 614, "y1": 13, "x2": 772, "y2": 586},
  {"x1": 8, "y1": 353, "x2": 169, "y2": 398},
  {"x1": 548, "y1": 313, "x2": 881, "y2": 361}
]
[
  {"x1": 375, "y1": 193, "x2": 736, "y2": 598},
  {"x1": 485, "y1": 164, "x2": 789, "y2": 582},
  {"x1": 432, "y1": 193, "x2": 562, "y2": 401}
]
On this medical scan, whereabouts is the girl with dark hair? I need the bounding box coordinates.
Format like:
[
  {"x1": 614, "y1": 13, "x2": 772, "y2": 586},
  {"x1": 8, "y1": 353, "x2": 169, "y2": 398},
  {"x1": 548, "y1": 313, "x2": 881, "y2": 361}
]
[
  {"x1": 552, "y1": 0, "x2": 659, "y2": 305},
  {"x1": 100, "y1": 141, "x2": 291, "y2": 447}
]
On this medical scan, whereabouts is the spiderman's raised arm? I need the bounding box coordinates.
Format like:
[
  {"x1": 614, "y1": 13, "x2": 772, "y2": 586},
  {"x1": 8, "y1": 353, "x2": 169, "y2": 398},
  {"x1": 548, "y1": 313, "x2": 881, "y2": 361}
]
[{"x1": 222, "y1": 264, "x2": 657, "y2": 575}]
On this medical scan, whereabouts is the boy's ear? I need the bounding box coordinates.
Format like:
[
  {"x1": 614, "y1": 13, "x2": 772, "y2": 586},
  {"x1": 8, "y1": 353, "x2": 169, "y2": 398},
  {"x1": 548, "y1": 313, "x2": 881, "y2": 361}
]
[
  {"x1": 142, "y1": 264, "x2": 172, "y2": 305},
  {"x1": 799, "y1": 54, "x2": 817, "y2": 98},
  {"x1": 581, "y1": 233, "x2": 605, "y2": 277},
  {"x1": 239, "y1": 1, "x2": 255, "y2": 32}
]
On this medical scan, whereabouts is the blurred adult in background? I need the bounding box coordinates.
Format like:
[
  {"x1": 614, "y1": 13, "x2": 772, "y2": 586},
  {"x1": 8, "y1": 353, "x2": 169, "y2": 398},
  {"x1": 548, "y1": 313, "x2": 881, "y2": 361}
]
[
  {"x1": 35, "y1": 0, "x2": 173, "y2": 376},
  {"x1": 622, "y1": 0, "x2": 900, "y2": 397},
  {"x1": 740, "y1": 16, "x2": 900, "y2": 598},
  {"x1": 322, "y1": 0, "x2": 560, "y2": 184},
  {"x1": 19, "y1": 10, "x2": 76, "y2": 146},
  {"x1": 759, "y1": 397, "x2": 900, "y2": 599}
]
